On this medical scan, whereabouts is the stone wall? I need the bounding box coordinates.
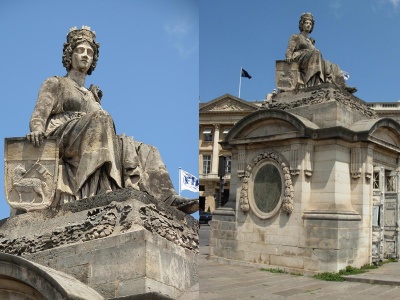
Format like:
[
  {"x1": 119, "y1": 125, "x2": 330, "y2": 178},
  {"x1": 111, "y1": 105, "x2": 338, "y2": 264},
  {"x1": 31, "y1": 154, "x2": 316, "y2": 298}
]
[
  {"x1": 0, "y1": 188, "x2": 199, "y2": 299},
  {"x1": 208, "y1": 86, "x2": 396, "y2": 273}
]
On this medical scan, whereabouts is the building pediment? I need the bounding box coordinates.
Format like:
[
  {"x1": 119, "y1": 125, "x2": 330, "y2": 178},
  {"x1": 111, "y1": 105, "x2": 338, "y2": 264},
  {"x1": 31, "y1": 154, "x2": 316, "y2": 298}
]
[
  {"x1": 200, "y1": 94, "x2": 259, "y2": 114},
  {"x1": 236, "y1": 119, "x2": 298, "y2": 139},
  {"x1": 350, "y1": 118, "x2": 400, "y2": 149},
  {"x1": 224, "y1": 109, "x2": 319, "y2": 146}
]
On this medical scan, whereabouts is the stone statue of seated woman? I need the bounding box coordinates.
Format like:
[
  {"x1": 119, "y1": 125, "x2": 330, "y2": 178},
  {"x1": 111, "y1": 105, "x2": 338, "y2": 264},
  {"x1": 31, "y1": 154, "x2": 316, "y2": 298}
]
[
  {"x1": 281, "y1": 13, "x2": 356, "y2": 93},
  {"x1": 23, "y1": 26, "x2": 197, "y2": 214}
]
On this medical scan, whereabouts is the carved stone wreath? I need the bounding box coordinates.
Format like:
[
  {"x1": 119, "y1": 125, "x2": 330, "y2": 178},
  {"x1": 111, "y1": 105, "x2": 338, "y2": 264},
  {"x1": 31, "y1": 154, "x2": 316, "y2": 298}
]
[{"x1": 240, "y1": 152, "x2": 294, "y2": 216}]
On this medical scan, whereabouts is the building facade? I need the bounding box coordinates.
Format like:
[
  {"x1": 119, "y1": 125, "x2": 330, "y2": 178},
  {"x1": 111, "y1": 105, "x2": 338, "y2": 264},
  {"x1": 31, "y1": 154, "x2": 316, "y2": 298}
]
[
  {"x1": 205, "y1": 84, "x2": 400, "y2": 273},
  {"x1": 200, "y1": 94, "x2": 400, "y2": 215},
  {"x1": 199, "y1": 94, "x2": 260, "y2": 212}
]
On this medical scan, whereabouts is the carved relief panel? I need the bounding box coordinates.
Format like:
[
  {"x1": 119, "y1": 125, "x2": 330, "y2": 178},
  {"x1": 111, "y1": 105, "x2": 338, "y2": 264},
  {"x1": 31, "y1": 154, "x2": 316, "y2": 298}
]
[{"x1": 4, "y1": 138, "x2": 59, "y2": 212}]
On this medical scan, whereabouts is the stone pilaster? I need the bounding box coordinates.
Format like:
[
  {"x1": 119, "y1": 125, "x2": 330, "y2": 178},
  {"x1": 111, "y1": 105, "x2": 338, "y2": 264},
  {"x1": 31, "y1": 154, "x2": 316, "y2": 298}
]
[{"x1": 211, "y1": 124, "x2": 220, "y2": 174}]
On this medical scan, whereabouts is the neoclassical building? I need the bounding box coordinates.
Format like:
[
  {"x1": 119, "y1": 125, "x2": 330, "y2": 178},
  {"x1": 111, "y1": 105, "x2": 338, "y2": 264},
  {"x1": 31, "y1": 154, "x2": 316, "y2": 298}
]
[
  {"x1": 202, "y1": 83, "x2": 400, "y2": 273},
  {"x1": 200, "y1": 94, "x2": 400, "y2": 215},
  {"x1": 199, "y1": 94, "x2": 261, "y2": 212}
]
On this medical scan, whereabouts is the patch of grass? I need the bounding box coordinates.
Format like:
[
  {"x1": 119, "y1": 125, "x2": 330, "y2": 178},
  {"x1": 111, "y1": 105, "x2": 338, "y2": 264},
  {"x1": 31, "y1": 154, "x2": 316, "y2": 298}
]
[
  {"x1": 260, "y1": 267, "x2": 303, "y2": 276},
  {"x1": 260, "y1": 267, "x2": 285, "y2": 273},
  {"x1": 313, "y1": 260, "x2": 397, "y2": 282},
  {"x1": 313, "y1": 265, "x2": 369, "y2": 281},
  {"x1": 371, "y1": 258, "x2": 397, "y2": 267},
  {"x1": 360, "y1": 264, "x2": 378, "y2": 270},
  {"x1": 313, "y1": 272, "x2": 345, "y2": 282},
  {"x1": 338, "y1": 265, "x2": 366, "y2": 276}
]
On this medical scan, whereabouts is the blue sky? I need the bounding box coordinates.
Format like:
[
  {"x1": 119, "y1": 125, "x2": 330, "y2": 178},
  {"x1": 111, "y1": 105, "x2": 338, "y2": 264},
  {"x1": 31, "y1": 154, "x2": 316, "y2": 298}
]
[
  {"x1": 0, "y1": 0, "x2": 198, "y2": 219},
  {"x1": 200, "y1": 0, "x2": 400, "y2": 103},
  {"x1": 3, "y1": 0, "x2": 400, "y2": 220}
]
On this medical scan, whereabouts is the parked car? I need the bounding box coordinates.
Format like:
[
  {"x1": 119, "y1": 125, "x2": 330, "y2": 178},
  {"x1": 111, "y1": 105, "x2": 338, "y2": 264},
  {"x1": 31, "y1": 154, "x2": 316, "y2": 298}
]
[{"x1": 199, "y1": 211, "x2": 212, "y2": 225}]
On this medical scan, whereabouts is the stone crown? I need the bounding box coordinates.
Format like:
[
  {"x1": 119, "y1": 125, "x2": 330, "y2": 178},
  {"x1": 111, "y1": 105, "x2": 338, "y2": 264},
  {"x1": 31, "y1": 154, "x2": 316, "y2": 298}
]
[{"x1": 67, "y1": 25, "x2": 96, "y2": 44}]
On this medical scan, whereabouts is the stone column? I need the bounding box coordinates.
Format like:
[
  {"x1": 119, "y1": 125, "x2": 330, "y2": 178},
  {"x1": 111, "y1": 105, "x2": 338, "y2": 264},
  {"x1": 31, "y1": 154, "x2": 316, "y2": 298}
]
[{"x1": 211, "y1": 124, "x2": 220, "y2": 174}]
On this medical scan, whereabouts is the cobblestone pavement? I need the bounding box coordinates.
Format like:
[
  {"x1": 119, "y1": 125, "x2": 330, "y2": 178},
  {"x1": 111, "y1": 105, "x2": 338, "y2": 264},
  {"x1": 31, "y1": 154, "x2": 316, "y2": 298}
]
[{"x1": 199, "y1": 225, "x2": 400, "y2": 300}]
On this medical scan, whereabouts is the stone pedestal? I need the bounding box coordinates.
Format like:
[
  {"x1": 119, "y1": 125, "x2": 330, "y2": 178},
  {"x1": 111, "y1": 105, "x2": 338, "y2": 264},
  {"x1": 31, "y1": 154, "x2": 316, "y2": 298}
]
[
  {"x1": 302, "y1": 219, "x2": 362, "y2": 272},
  {"x1": 211, "y1": 84, "x2": 400, "y2": 274},
  {"x1": 0, "y1": 189, "x2": 199, "y2": 299},
  {"x1": 270, "y1": 83, "x2": 377, "y2": 128}
]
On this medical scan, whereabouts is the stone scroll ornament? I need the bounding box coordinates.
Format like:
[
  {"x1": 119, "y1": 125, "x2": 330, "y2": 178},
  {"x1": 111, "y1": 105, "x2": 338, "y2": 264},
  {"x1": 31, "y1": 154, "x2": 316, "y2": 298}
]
[
  {"x1": 0, "y1": 202, "x2": 199, "y2": 256},
  {"x1": 240, "y1": 152, "x2": 294, "y2": 214}
]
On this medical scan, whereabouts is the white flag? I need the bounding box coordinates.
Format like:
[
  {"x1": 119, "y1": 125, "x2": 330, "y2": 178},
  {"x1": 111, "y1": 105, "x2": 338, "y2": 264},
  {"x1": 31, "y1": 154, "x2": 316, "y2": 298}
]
[{"x1": 180, "y1": 169, "x2": 199, "y2": 192}]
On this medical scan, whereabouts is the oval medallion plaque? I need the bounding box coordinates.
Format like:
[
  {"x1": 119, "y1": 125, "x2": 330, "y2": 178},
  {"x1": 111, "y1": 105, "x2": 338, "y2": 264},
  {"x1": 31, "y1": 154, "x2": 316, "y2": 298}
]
[{"x1": 253, "y1": 163, "x2": 282, "y2": 214}]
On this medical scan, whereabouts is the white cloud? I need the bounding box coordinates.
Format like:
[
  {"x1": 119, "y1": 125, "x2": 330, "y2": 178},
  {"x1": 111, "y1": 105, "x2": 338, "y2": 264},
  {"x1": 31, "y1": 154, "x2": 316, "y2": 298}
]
[
  {"x1": 329, "y1": 0, "x2": 345, "y2": 18},
  {"x1": 165, "y1": 18, "x2": 197, "y2": 58},
  {"x1": 388, "y1": 0, "x2": 400, "y2": 8},
  {"x1": 371, "y1": 0, "x2": 400, "y2": 15}
]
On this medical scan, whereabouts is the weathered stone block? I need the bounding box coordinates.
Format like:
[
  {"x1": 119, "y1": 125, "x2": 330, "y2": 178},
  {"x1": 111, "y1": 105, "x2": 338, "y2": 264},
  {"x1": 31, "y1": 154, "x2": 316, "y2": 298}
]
[
  {"x1": 275, "y1": 60, "x2": 300, "y2": 91},
  {"x1": 0, "y1": 189, "x2": 198, "y2": 299},
  {"x1": 270, "y1": 255, "x2": 304, "y2": 269},
  {"x1": 217, "y1": 221, "x2": 237, "y2": 231}
]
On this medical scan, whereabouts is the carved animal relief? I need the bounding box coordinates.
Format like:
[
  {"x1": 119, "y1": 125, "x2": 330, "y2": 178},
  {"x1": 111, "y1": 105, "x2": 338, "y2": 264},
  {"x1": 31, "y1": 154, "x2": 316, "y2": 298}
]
[{"x1": 4, "y1": 138, "x2": 59, "y2": 212}]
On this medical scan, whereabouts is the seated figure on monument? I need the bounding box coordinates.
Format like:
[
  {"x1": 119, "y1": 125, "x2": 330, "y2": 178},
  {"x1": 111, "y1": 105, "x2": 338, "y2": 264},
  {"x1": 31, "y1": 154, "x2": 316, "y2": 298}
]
[
  {"x1": 284, "y1": 13, "x2": 356, "y2": 93},
  {"x1": 24, "y1": 26, "x2": 197, "y2": 214}
]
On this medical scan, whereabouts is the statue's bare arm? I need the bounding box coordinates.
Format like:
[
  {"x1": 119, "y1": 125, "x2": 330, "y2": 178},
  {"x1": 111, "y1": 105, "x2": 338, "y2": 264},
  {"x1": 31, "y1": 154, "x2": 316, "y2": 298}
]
[
  {"x1": 27, "y1": 77, "x2": 58, "y2": 146},
  {"x1": 285, "y1": 34, "x2": 298, "y2": 62}
]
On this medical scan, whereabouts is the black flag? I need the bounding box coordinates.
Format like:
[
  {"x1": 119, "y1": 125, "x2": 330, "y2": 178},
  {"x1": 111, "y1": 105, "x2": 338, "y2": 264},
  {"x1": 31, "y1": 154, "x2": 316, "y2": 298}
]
[{"x1": 241, "y1": 68, "x2": 252, "y2": 79}]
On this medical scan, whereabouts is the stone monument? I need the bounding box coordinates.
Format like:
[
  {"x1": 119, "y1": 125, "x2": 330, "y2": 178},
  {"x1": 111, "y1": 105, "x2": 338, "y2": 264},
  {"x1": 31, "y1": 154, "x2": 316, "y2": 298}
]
[
  {"x1": 0, "y1": 26, "x2": 198, "y2": 299},
  {"x1": 277, "y1": 12, "x2": 356, "y2": 93},
  {"x1": 210, "y1": 13, "x2": 400, "y2": 274}
]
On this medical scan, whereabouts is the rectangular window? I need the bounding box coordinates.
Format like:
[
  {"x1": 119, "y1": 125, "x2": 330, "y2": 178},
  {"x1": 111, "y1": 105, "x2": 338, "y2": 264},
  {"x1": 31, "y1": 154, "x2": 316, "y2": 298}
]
[
  {"x1": 203, "y1": 128, "x2": 213, "y2": 142},
  {"x1": 386, "y1": 174, "x2": 396, "y2": 192},
  {"x1": 373, "y1": 171, "x2": 380, "y2": 190},
  {"x1": 223, "y1": 128, "x2": 231, "y2": 139},
  {"x1": 372, "y1": 206, "x2": 380, "y2": 226},
  {"x1": 203, "y1": 155, "x2": 211, "y2": 175},
  {"x1": 225, "y1": 156, "x2": 232, "y2": 173}
]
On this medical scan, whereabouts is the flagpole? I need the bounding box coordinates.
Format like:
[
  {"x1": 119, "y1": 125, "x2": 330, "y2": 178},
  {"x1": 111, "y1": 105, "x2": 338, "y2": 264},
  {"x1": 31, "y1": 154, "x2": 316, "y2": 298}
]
[
  {"x1": 178, "y1": 167, "x2": 181, "y2": 196},
  {"x1": 238, "y1": 67, "x2": 242, "y2": 98}
]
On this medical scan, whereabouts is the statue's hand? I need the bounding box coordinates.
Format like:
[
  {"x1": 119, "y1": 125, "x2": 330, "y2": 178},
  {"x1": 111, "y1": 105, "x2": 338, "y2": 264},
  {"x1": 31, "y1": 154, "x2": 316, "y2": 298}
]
[{"x1": 26, "y1": 131, "x2": 44, "y2": 147}]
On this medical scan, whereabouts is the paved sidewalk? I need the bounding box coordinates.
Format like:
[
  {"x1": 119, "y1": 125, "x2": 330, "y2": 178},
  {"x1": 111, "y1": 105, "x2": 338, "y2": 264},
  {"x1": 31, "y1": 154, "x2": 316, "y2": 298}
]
[
  {"x1": 199, "y1": 226, "x2": 400, "y2": 299},
  {"x1": 345, "y1": 260, "x2": 400, "y2": 285}
]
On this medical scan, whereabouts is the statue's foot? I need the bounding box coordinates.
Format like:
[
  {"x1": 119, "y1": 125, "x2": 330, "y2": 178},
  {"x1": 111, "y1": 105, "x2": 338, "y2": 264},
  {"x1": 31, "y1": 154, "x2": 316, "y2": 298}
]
[
  {"x1": 345, "y1": 86, "x2": 357, "y2": 93},
  {"x1": 168, "y1": 195, "x2": 199, "y2": 214}
]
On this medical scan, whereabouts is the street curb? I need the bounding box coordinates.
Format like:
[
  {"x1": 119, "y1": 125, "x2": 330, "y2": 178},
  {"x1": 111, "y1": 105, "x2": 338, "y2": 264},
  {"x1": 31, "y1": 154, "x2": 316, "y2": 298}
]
[{"x1": 344, "y1": 275, "x2": 400, "y2": 286}]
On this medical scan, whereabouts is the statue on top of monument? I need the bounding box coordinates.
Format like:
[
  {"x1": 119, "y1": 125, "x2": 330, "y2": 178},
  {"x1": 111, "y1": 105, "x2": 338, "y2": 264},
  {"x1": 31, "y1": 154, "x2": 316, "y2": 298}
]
[
  {"x1": 285, "y1": 13, "x2": 357, "y2": 93},
  {"x1": 24, "y1": 26, "x2": 198, "y2": 214}
]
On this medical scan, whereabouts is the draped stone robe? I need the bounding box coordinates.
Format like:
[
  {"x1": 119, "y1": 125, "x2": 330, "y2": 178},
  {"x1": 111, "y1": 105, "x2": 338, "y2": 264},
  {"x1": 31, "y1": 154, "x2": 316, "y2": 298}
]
[
  {"x1": 30, "y1": 76, "x2": 176, "y2": 203},
  {"x1": 285, "y1": 34, "x2": 346, "y2": 89}
]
